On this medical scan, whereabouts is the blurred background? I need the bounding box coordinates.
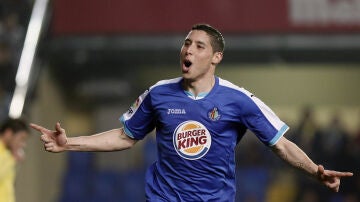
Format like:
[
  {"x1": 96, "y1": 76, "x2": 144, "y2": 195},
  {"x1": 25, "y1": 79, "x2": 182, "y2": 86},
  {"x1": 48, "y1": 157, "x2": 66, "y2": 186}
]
[{"x1": 1, "y1": 0, "x2": 359, "y2": 201}]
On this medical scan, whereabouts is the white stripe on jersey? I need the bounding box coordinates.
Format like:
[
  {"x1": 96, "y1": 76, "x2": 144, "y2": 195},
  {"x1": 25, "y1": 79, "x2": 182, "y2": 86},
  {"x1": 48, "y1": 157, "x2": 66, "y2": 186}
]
[
  {"x1": 219, "y1": 78, "x2": 285, "y2": 131},
  {"x1": 149, "y1": 77, "x2": 182, "y2": 90},
  {"x1": 122, "y1": 77, "x2": 182, "y2": 121}
]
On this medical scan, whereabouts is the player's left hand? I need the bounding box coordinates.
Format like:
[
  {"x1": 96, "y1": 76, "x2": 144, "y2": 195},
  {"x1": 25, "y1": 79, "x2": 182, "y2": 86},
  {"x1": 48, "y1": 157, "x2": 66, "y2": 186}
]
[{"x1": 316, "y1": 164, "x2": 353, "y2": 192}]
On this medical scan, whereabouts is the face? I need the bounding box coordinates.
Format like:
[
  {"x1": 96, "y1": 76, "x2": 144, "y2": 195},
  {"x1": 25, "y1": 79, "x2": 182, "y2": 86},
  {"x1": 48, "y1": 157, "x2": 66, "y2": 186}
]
[
  {"x1": 8, "y1": 130, "x2": 28, "y2": 152},
  {"x1": 180, "y1": 30, "x2": 222, "y2": 81}
]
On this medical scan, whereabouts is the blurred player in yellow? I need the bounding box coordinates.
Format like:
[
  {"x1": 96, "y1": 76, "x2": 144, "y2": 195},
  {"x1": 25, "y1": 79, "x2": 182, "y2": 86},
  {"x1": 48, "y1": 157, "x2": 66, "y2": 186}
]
[{"x1": 0, "y1": 118, "x2": 29, "y2": 202}]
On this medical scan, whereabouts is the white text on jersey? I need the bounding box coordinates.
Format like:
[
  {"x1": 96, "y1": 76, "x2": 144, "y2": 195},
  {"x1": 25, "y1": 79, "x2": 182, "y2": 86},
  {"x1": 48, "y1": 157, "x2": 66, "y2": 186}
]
[{"x1": 167, "y1": 109, "x2": 186, "y2": 115}]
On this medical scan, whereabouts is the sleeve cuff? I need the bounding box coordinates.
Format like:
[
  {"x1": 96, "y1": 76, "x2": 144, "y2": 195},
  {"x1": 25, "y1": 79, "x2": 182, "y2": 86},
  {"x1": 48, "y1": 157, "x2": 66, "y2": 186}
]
[
  {"x1": 119, "y1": 116, "x2": 135, "y2": 139},
  {"x1": 268, "y1": 124, "x2": 289, "y2": 146}
]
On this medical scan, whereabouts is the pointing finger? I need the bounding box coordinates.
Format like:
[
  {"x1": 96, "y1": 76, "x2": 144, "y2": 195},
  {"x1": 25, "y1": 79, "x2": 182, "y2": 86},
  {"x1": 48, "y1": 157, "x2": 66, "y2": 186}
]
[
  {"x1": 326, "y1": 171, "x2": 354, "y2": 177},
  {"x1": 341, "y1": 172, "x2": 354, "y2": 177},
  {"x1": 30, "y1": 123, "x2": 49, "y2": 133}
]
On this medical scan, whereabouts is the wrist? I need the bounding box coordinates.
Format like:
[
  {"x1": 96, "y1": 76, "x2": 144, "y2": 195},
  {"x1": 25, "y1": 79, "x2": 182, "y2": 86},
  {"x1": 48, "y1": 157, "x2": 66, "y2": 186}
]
[{"x1": 311, "y1": 164, "x2": 319, "y2": 176}]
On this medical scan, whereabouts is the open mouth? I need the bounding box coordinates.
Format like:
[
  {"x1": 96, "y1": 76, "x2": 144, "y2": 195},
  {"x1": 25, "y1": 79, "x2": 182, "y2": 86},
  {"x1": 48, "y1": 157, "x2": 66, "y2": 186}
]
[{"x1": 184, "y1": 60, "x2": 192, "y2": 68}]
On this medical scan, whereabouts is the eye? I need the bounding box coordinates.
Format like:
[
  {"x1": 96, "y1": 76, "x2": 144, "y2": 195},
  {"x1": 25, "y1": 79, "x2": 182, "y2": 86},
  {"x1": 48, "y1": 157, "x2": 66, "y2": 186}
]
[
  {"x1": 184, "y1": 40, "x2": 191, "y2": 46},
  {"x1": 197, "y1": 45, "x2": 204, "y2": 49}
]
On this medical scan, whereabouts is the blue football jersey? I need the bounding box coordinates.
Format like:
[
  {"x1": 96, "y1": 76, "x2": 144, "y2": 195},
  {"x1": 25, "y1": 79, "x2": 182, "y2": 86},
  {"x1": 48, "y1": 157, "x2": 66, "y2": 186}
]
[{"x1": 120, "y1": 77, "x2": 289, "y2": 202}]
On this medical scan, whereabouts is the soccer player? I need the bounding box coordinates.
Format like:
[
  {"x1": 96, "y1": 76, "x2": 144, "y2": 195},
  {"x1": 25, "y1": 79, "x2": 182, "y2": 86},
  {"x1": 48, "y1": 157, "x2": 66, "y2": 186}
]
[
  {"x1": 30, "y1": 24, "x2": 353, "y2": 201},
  {"x1": 0, "y1": 118, "x2": 30, "y2": 202}
]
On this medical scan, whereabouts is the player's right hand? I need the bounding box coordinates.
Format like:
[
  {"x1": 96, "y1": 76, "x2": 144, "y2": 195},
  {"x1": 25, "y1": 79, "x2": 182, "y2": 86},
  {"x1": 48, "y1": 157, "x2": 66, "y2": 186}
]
[{"x1": 30, "y1": 122, "x2": 68, "y2": 153}]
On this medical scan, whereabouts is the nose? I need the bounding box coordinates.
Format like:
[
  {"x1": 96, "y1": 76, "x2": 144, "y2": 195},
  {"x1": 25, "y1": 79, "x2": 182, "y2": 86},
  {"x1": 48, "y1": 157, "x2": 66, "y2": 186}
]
[{"x1": 184, "y1": 44, "x2": 194, "y2": 55}]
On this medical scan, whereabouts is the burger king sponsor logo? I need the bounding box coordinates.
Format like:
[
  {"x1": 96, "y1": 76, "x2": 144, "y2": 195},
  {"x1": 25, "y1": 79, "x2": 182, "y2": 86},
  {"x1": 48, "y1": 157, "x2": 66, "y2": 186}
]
[{"x1": 173, "y1": 121, "x2": 211, "y2": 160}]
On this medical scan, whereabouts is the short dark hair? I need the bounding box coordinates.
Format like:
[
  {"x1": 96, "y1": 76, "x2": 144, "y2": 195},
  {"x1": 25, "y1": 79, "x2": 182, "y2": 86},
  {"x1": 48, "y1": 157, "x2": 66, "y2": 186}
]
[
  {"x1": 0, "y1": 118, "x2": 29, "y2": 135},
  {"x1": 191, "y1": 24, "x2": 225, "y2": 53}
]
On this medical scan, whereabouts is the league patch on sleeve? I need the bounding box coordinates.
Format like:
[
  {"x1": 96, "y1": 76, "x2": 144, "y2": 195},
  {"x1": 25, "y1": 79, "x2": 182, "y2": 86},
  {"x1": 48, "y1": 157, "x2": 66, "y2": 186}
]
[{"x1": 123, "y1": 89, "x2": 149, "y2": 120}]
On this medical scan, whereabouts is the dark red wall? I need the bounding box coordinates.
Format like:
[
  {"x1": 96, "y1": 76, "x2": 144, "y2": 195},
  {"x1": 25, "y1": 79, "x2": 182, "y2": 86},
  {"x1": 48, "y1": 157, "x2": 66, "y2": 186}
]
[{"x1": 51, "y1": 0, "x2": 360, "y2": 35}]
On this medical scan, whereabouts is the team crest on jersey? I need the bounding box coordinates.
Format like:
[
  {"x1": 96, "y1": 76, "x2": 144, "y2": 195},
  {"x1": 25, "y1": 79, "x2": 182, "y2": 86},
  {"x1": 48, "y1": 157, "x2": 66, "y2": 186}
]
[
  {"x1": 208, "y1": 107, "x2": 221, "y2": 121},
  {"x1": 173, "y1": 121, "x2": 212, "y2": 160}
]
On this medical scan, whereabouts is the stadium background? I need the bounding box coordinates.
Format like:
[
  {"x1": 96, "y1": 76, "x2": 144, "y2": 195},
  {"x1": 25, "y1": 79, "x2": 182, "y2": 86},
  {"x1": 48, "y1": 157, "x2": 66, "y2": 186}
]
[{"x1": 0, "y1": 0, "x2": 359, "y2": 201}]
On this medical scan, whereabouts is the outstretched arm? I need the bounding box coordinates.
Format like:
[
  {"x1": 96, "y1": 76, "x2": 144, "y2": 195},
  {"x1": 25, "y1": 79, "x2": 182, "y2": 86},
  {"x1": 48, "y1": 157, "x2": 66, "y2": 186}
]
[
  {"x1": 30, "y1": 123, "x2": 137, "y2": 153},
  {"x1": 271, "y1": 136, "x2": 353, "y2": 192}
]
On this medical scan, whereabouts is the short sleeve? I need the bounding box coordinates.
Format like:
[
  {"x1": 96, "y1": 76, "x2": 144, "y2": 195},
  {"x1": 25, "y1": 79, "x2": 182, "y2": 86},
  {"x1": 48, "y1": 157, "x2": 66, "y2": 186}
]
[
  {"x1": 240, "y1": 95, "x2": 289, "y2": 146},
  {"x1": 120, "y1": 89, "x2": 156, "y2": 140}
]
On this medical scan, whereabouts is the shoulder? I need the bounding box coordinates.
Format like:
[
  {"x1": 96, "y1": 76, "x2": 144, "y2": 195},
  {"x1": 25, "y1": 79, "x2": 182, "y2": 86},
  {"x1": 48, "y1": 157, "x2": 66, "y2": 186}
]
[
  {"x1": 218, "y1": 77, "x2": 253, "y2": 98},
  {"x1": 150, "y1": 77, "x2": 182, "y2": 89},
  {"x1": 149, "y1": 77, "x2": 182, "y2": 92},
  {"x1": 216, "y1": 77, "x2": 264, "y2": 113}
]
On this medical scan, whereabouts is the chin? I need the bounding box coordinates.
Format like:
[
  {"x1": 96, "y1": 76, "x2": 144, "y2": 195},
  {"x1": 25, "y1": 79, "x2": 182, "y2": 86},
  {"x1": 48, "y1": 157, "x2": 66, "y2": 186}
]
[
  {"x1": 181, "y1": 73, "x2": 191, "y2": 79},
  {"x1": 182, "y1": 75, "x2": 196, "y2": 82}
]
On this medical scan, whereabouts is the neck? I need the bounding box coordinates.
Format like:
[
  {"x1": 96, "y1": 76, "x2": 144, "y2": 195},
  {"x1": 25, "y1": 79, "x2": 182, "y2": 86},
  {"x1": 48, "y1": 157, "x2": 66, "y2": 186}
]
[{"x1": 183, "y1": 76, "x2": 215, "y2": 97}]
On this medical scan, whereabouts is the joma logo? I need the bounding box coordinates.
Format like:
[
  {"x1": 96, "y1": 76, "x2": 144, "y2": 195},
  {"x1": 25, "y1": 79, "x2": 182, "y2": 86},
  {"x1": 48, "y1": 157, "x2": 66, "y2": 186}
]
[{"x1": 167, "y1": 109, "x2": 186, "y2": 115}]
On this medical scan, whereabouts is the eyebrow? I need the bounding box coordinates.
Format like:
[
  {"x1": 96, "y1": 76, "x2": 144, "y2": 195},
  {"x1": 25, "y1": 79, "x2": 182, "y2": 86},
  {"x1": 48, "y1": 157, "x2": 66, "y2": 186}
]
[{"x1": 184, "y1": 38, "x2": 207, "y2": 46}]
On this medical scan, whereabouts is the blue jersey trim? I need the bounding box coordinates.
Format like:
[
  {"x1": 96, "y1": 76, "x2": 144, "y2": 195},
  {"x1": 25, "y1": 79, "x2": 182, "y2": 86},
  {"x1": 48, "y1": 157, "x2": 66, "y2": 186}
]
[
  {"x1": 119, "y1": 116, "x2": 135, "y2": 139},
  {"x1": 268, "y1": 124, "x2": 289, "y2": 146}
]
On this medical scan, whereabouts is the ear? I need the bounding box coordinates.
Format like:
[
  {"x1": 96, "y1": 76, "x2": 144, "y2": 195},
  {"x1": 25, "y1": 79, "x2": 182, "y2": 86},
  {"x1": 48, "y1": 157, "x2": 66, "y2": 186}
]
[{"x1": 211, "y1": 52, "x2": 223, "y2": 66}]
